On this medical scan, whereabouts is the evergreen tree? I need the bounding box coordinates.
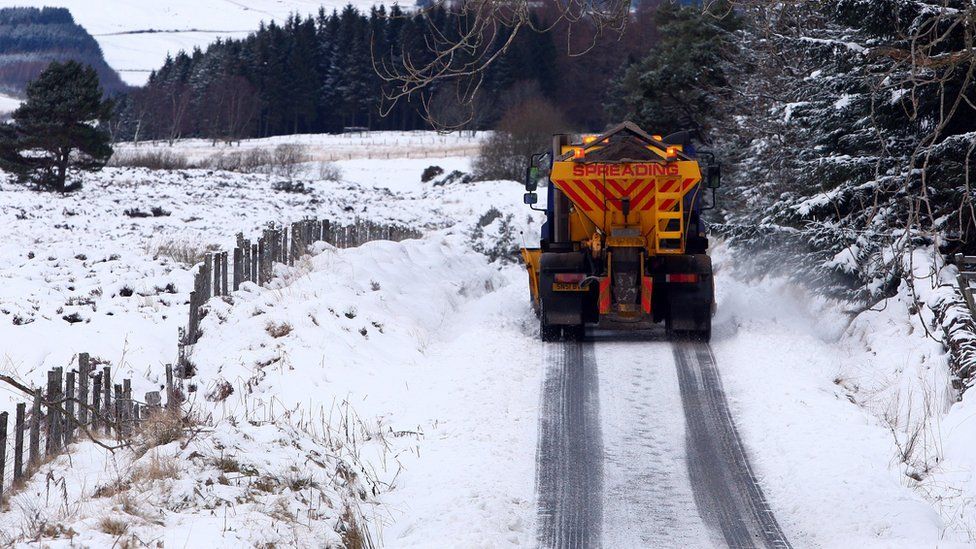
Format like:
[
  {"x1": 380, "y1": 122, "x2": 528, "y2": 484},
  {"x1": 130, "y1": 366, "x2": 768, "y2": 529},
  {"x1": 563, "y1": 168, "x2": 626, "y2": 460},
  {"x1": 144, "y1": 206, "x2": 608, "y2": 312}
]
[
  {"x1": 714, "y1": 0, "x2": 976, "y2": 299},
  {"x1": 113, "y1": 4, "x2": 656, "y2": 139},
  {"x1": 2, "y1": 60, "x2": 112, "y2": 192},
  {"x1": 607, "y1": 1, "x2": 740, "y2": 139}
]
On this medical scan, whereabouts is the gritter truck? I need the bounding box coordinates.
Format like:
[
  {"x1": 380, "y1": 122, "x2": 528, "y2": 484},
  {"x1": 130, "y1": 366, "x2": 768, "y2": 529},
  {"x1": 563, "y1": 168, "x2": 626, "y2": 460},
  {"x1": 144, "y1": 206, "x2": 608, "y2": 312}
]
[{"x1": 520, "y1": 122, "x2": 721, "y2": 341}]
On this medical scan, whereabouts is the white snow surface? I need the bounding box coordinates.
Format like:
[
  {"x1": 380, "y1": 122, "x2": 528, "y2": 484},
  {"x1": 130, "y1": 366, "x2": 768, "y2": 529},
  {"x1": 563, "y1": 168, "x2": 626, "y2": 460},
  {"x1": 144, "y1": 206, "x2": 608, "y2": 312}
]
[
  {"x1": 13, "y1": 0, "x2": 394, "y2": 86},
  {"x1": 115, "y1": 131, "x2": 486, "y2": 164},
  {"x1": 0, "y1": 93, "x2": 20, "y2": 115},
  {"x1": 0, "y1": 134, "x2": 976, "y2": 545}
]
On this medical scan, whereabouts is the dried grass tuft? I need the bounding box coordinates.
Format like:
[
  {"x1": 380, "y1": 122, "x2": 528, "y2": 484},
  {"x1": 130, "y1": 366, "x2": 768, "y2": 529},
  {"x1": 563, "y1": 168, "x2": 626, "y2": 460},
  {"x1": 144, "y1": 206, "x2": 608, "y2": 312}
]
[
  {"x1": 98, "y1": 516, "x2": 129, "y2": 536},
  {"x1": 131, "y1": 452, "x2": 180, "y2": 484},
  {"x1": 266, "y1": 321, "x2": 293, "y2": 338}
]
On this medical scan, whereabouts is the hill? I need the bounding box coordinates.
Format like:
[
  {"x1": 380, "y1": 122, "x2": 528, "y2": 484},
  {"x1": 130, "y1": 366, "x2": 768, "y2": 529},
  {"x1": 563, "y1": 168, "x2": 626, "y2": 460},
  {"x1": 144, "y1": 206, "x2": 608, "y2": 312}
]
[{"x1": 0, "y1": 7, "x2": 126, "y2": 96}]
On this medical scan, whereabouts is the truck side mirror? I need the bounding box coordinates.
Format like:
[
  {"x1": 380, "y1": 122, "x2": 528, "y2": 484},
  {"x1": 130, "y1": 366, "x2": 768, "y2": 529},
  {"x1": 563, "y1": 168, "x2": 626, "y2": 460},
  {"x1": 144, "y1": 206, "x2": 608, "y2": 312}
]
[
  {"x1": 524, "y1": 192, "x2": 538, "y2": 205},
  {"x1": 706, "y1": 164, "x2": 722, "y2": 189},
  {"x1": 525, "y1": 165, "x2": 539, "y2": 192}
]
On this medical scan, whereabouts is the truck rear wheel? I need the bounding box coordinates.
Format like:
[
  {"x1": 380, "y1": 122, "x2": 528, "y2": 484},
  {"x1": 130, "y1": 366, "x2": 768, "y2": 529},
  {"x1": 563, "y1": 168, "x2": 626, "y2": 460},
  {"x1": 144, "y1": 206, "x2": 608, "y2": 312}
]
[
  {"x1": 563, "y1": 324, "x2": 585, "y2": 342},
  {"x1": 664, "y1": 310, "x2": 712, "y2": 343},
  {"x1": 540, "y1": 303, "x2": 560, "y2": 342}
]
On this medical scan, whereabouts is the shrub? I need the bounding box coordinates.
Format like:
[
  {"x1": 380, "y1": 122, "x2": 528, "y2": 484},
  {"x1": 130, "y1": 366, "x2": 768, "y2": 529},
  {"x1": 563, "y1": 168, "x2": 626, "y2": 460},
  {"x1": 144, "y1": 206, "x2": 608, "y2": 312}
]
[
  {"x1": 272, "y1": 180, "x2": 308, "y2": 193},
  {"x1": 318, "y1": 161, "x2": 343, "y2": 182},
  {"x1": 146, "y1": 239, "x2": 218, "y2": 267},
  {"x1": 109, "y1": 149, "x2": 193, "y2": 170},
  {"x1": 473, "y1": 97, "x2": 569, "y2": 182},
  {"x1": 421, "y1": 165, "x2": 444, "y2": 182},
  {"x1": 135, "y1": 407, "x2": 188, "y2": 453},
  {"x1": 269, "y1": 144, "x2": 309, "y2": 179},
  {"x1": 470, "y1": 208, "x2": 520, "y2": 263},
  {"x1": 208, "y1": 149, "x2": 270, "y2": 173}
]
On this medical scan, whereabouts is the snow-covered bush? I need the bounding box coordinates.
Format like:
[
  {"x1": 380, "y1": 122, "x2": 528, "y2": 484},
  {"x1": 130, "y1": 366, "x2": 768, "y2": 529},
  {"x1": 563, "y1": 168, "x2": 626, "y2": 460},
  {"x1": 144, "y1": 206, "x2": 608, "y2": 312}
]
[
  {"x1": 469, "y1": 207, "x2": 520, "y2": 263},
  {"x1": 318, "y1": 161, "x2": 342, "y2": 182}
]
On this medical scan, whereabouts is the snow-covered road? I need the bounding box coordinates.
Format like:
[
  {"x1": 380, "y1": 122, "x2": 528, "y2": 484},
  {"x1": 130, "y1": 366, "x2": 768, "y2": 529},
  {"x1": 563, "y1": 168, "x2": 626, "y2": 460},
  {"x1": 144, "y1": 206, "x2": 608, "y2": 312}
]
[{"x1": 538, "y1": 334, "x2": 791, "y2": 548}]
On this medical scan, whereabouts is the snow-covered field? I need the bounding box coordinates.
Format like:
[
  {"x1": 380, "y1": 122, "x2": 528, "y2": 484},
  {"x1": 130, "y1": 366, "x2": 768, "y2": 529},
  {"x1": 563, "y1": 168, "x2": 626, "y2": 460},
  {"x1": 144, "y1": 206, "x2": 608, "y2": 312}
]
[
  {"x1": 115, "y1": 131, "x2": 485, "y2": 163},
  {"x1": 1, "y1": 133, "x2": 976, "y2": 546},
  {"x1": 14, "y1": 0, "x2": 395, "y2": 86}
]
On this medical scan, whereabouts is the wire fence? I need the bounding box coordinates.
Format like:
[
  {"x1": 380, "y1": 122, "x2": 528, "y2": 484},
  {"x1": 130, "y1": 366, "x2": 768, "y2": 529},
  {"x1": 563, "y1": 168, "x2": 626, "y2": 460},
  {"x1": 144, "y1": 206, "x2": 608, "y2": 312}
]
[
  {"x1": 0, "y1": 357, "x2": 180, "y2": 500},
  {"x1": 0, "y1": 216, "x2": 421, "y2": 502}
]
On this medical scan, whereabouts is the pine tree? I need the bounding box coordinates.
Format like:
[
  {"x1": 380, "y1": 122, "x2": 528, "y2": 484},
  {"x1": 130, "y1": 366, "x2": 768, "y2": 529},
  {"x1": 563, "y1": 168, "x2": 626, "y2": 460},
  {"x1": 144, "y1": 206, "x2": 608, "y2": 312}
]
[
  {"x1": 607, "y1": 1, "x2": 740, "y2": 139},
  {"x1": 2, "y1": 60, "x2": 112, "y2": 192}
]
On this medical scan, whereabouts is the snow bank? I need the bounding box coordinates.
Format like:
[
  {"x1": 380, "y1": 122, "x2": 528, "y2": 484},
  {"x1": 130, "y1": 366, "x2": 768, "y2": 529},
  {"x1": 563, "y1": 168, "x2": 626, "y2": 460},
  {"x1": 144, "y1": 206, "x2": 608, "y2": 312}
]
[
  {"x1": 0, "y1": 146, "x2": 544, "y2": 545},
  {"x1": 712, "y1": 243, "x2": 975, "y2": 546}
]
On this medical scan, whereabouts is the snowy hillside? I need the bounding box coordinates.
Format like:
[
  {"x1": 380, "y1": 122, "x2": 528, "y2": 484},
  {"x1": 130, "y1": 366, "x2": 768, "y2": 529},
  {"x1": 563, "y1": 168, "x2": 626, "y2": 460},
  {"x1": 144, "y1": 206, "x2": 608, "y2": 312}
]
[{"x1": 12, "y1": 0, "x2": 390, "y2": 86}]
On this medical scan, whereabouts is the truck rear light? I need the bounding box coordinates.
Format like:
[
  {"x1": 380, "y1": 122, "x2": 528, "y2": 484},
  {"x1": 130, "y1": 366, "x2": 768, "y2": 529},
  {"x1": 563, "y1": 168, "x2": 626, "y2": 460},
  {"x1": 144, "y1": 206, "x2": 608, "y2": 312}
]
[
  {"x1": 573, "y1": 148, "x2": 585, "y2": 159},
  {"x1": 554, "y1": 273, "x2": 585, "y2": 284},
  {"x1": 666, "y1": 146, "x2": 679, "y2": 160},
  {"x1": 666, "y1": 273, "x2": 699, "y2": 283}
]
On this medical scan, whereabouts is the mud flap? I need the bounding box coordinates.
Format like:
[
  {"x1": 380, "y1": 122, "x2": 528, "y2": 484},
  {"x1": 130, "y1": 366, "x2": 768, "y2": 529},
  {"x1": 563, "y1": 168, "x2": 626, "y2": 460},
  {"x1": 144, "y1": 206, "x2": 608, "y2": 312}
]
[
  {"x1": 662, "y1": 254, "x2": 714, "y2": 339},
  {"x1": 539, "y1": 252, "x2": 588, "y2": 326}
]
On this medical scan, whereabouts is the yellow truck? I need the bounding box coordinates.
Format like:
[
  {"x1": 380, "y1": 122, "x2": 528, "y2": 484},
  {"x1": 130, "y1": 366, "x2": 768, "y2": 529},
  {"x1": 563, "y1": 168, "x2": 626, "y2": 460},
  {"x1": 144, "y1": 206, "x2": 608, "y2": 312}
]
[{"x1": 521, "y1": 122, "x2": 721, "y2": 341}]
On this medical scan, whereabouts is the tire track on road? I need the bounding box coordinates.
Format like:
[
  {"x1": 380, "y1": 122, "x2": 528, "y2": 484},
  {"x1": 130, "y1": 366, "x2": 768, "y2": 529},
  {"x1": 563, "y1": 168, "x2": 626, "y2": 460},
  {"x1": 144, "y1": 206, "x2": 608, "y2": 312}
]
[
  {"x1": 536, "y1": 341, "x2": 603, "y2": 549},
  {"x1": 674, "y1": 341, "x2": 792, "y2": 549}
]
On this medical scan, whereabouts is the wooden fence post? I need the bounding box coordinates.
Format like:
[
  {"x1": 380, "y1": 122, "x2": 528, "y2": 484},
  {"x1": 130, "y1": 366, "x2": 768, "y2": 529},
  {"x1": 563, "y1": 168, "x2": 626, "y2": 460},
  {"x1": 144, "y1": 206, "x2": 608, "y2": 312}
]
[
  {"x1": 269, "y1": 228, "x2": 278, "y2": 268},
  {"x1": 52, "y1": 367, "x2": 63, "y2": 453},
  {"x1": 221, "y1": 251, "x2": 229, "y2": 296},
  {"x1": 92, "y1": 372, "x2": 102, "y2": 433},
  {"x1": 78, "y1": 353, "x2": 89, "y2": 429},
  {"x1": 0, "y1": 411, "x2": 7, "y2": 498},
  {"x1": 262, "y1": 231, "x2": 274, "y2": 285},
  {"x1": 245, "y1": 239, "x2": 253, "y2": 283},
  {"x1": 146, "y1": 391, "x2": 161, "y2": 413},
  {"x1": 282, "y1": 227, "x2": 289, "y2": 265},
  {"x1": 65, "y1": 371, "x2": 75, "y2": 445},
  {"x1": 103, "y1": 367, "x2": 112, "y2": 436},
  {"x1": 251, "y1": 243, "x2": 259, "y2": 286},
  {"x1": 233, "y1": 247, "x2": 242, "y2": 291},
  {"x1": 257, "y1": 237, "x2": 266, "y2": 286},
  {"x1": 188, "y1": 290, "x2": 199, "y2": 344},
  {"x1": 166, "y1": 364, "x2": 178, "y2": 413},
  {"x1": 113, "y1": 384, "x2": 123, "y2": 440},
  {"x1": 289, "y1": 222, "x2": 298, "y2": 265},
  {"x1": 123, "y1": 379, "x2": 132, "y2": 437},
  {"x1": 204, "y1": 254, "x2": 213, "y2": 300},
  {"x1": 212, "y1": 253, "x2": 221, "y2": 298},
  {"x1": 45, "y1": 369, "x2": 56, "y2": 456},
  {"x1": 14, "y1": 402, "x2": 24, "y2": 481},
  {"x1": 29, "y1": 387, "x2": 40, "y2": 467}
]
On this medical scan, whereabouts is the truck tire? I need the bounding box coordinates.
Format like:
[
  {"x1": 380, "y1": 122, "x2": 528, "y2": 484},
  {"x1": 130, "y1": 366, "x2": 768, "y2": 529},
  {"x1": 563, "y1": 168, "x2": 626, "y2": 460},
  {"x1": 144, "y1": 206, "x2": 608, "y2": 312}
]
[
  {"x1": 540, "y1": 303, "x2": 560, "y2": 342},
  {"x1": 663, "y1": 254, "x2": 714, "y2": 342},
  {"x1": 563, "y1": 324, "x2": 585, "y2": 341}
]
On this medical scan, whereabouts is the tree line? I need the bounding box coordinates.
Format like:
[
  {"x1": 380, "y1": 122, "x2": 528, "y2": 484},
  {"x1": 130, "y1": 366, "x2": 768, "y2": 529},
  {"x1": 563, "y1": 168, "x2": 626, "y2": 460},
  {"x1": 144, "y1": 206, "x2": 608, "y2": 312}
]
[{"x1": 113, "y1": 3, "x2": 659, "y2": 141}]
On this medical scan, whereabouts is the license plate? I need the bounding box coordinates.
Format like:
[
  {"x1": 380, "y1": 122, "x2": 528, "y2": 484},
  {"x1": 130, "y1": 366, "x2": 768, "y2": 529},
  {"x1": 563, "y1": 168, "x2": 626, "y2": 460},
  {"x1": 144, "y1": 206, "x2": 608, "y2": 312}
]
[{"x1": 553, "y1": 282, "x2": 585, "y2": 292}]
